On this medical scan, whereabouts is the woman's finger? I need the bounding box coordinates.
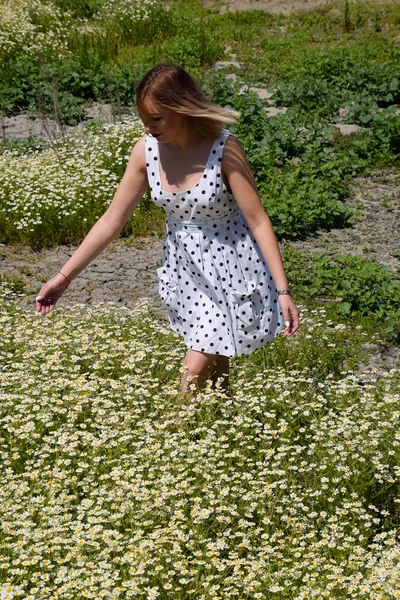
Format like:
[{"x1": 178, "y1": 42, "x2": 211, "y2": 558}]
[
  {"x1": 289, "y1": 306, "x2": 300, "y2": 334},
  {"x1": 292, "y1": 310, "x2": 300, "y2": 330},
  {"x1": 282, "y1": 314, "x2": 292, "y2": 335},
  {"x1": 278, "y1": 299, "x2": 300, "y2": 336}
]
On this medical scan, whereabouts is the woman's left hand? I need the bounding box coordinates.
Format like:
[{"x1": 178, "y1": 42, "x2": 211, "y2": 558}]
[{"x1": 278, "y1": 295, "x2": 300, "y2": 337}]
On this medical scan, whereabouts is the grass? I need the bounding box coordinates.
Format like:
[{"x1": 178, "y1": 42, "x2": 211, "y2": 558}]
[
  {"x1": 0, "y1": 288, "x2": 399, "y2": 598},
  {"x1": 282, "y1": 248, "x2": 400, "y2": 343},
  {"x1": 0, "y1": 1, "x2": 400, "y2": 596}
]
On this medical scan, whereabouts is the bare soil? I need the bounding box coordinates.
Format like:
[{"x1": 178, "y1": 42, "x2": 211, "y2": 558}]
[
  {"x1": 0, "y1": 236, "x2": 165, "y2": 313},
  {"x1": 1, "y1": 103, "x2": 129, "y2": 142},
  {"x1": 203, "y1": 0, "x2": 388, "y2": 15}
]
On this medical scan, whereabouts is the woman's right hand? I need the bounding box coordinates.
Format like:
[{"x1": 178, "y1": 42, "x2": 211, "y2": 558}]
[{"x1": 36, "y1": 273, "x2": 71, "y2": 316}]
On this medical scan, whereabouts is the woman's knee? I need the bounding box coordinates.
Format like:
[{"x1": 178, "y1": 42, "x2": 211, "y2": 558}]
[
  {"x1": 183, "y1": 350, "x2": 215, "y2": 374},
  {"x1": 181, "y1": 350, "x2": 217, "y2": 391}
]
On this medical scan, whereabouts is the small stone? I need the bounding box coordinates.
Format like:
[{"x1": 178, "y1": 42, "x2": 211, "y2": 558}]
[
  {"x1": 239, "y1": 86, "x2": 274, "y2": 102},
  {"x1": 263, "y1": 106, "x2": 288, "y2": 116},
  {"x1": 214, "y1": 60, "x2": 242, "y2": 70},
  {"x1": 249, "y1": 87, "x2": 274, "y2": 101},
  {"x1": 333, "y1": 124, "x2": 361, "y2": 135}
]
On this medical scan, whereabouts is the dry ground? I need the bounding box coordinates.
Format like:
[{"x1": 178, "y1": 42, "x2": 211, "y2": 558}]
[{"x1": 203, "y1": 0, "x2": 389, "y2": 14}]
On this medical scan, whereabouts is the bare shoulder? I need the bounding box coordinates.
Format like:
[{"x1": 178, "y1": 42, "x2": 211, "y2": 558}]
[
  {"x1": 224, "y1": 134, "x2": 244, "y2": 153},
  {"x1": 223, "y1": 135, "x2": 248, "y2": 169},
  {"x1": 222, "y1": 134, "x2": 253, "y2": 180},
  {"x1": 127, "y1": 135, "x2": 147, "y2": 173}
]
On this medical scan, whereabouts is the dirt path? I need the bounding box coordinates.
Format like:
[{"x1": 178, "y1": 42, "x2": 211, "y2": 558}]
[
  {"x1": 0, "y1": 236, "x2": 164, "y2": 313},
  {"x1": 203, "y1": 0, "x2": 388, "y2": 15}
]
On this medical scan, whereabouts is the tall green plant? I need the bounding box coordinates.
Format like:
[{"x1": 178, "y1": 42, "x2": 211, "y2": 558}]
[{"x1": 344, "y1": 0, "x2": 352, "y2": 33}]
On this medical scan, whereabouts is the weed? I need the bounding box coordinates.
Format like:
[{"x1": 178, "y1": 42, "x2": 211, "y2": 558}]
[
  {"x1": 0, "y1": 273, "x2": 26, "y2": 294},
  {"x1": 282, "y1": 247, "x2": 400, "y2": 343}
]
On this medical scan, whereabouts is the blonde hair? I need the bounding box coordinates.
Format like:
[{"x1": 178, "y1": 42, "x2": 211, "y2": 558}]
[{"x1": 136, "y1": 64, "x2": 240, "y2": 140}]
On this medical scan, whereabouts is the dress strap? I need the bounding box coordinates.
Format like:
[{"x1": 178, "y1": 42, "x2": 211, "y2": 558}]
[
  {"x1": 145, "y1": 134, "x2": 159, "y2": 190},
  {"x1": 207, "y1": 129, "x2": 233, "y2": 170}
]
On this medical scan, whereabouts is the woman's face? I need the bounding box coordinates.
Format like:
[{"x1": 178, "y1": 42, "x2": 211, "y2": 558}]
[{"x1": 140, "y1": 96, "x2": 186, "y2": 144}]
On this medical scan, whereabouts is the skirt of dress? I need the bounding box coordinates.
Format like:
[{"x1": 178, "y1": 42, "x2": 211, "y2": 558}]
[{"x1": 156, "y1": 209, "x2": 285, "y2": 358}]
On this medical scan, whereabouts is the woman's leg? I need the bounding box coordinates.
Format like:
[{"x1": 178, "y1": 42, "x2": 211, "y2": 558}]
[
  {"x1": 180, "y1": 349, "x2": 219, "y2": 395},
  {"x1": 210, "y1": 355, "x2": 230, "y2": 390},
  {"x1": 180, "y1": 350, "x2": 230, "y2": 395}
]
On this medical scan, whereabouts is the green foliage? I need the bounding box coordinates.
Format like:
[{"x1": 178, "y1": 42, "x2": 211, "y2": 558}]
[
  {"x1": 282, "y1": 247, "x2": 400, "y2": 342},
  {"x1": 208, "y1": 75, "x2": 399, "y2": 240},
  {"x1": 52, "y1": 0, "x2": 107, "y2": 19},
  {"x1": 0, "y1": 55, "x2": 141, "y2": 124},
  {"x1": 0, "y1": 54, "x2": 41, "y2": 116},
  {"x1": 0, "y1": 3, "x2": 223, "y2": 122},
  {"x1": 344, "y1": 0, "x2": 351, "y2": 32},
  {"x1": 0, "y1": 137, "x2": 49, "y2": 155},
  {"x1": 122, "y1": 192, "x2": 166, "y2": 239},
  {"x1": 0, "y1": 55, "x2": 87, "y2": 124},
  {"x1": 94, "y1": 0, "x2": 175, "y2": 46},
  {"x1": 162, "y1": 28, "x2": 221, "y2": 68},
  {"x1": 238, "y1": 305, "x2": 367, "y2": 380},
  {"x1": 273, "y1": 53, "x2": 400, "y2": 119},
  {"x1": 0, "y1": 273, "x2": 26, "y2": 294}
]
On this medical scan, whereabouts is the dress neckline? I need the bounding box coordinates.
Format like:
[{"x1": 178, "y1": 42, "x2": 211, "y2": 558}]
[{"x1": 154, "y1": 133, "x2": 225, "y2": 196}]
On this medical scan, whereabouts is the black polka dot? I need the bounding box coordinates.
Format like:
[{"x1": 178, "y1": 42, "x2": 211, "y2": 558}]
[{"x1": 145, "y1": 132, "x2": 282, "y2": 358}]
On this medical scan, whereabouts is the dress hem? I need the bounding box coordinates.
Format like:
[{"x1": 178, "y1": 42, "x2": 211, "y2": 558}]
[{"x1": 169, "y1": 322, "x2": 285, "y2": 359}]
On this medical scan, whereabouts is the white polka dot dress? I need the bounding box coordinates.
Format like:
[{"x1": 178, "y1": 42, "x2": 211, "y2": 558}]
[{"x1": 145, "y1": 129, "x2": 285, "y2": 358}]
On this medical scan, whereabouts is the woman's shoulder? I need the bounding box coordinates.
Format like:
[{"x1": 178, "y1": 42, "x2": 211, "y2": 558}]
[
  {"x1": 221, "y1": 133, "x2": 250, "y2": 175},
  {"x1": 222, "y1": 131, "x2": 242, "y2": 153},
  {"x1": 127, "y1": 135, "x2": 147, "y2": 172},
  {"x1": 220, "y1": 128, "x2": 236, "y2": 139},
  {"x1": 219, "y1": 129, "x2": 240, "y2": 150},
  {"x1": 130, "y1": 134, "x2": 147, "y2": 154}
]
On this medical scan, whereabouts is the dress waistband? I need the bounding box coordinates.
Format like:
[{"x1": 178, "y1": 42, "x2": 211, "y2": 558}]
[{"x1": 168, "y1": 209, "x2": 240, "y2": 231}]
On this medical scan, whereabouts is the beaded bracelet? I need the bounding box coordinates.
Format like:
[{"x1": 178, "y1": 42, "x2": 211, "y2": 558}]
[{"x1": 59, "y1": 271, "x2": 72, "y2": 285}]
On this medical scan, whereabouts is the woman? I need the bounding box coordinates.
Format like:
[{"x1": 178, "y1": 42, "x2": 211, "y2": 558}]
[{"x1": 36, "y1": 64, "x2": 299, "y2": 393}]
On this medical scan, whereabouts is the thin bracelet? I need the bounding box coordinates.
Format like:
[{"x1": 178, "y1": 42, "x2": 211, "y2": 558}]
[{"x1": 59, "y1": 271, "x2": 72, "y2": 285}]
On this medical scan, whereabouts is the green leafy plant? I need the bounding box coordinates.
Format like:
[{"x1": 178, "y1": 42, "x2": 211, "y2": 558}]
[
  {"x1": 0, "y1": 137, "x2": 49, "y2": 155},
  {"x1": 282, "y1": 247, "x2": 400, "y2": 342}
]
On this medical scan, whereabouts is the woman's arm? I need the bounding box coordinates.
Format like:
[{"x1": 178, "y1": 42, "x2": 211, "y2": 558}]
[
  {"x1": 58, "y1": 136, "x2": 148, "y2": 281},
  {"x1": 36, "y1": 136, "x2": 148, "y2": 314},
  {"x1": 222, "y1": 135, "x2": 299, "y2": 336}
]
